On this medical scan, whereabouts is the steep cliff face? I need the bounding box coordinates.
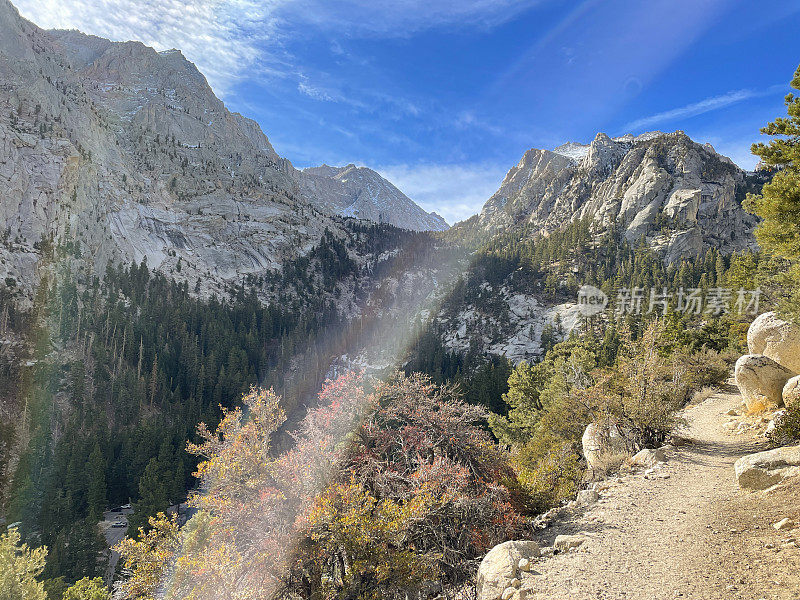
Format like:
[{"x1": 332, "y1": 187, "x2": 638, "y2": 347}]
[
  {"x1": 0, "y1": 1, "x2": 446, "y2": 301},
  {"x1": 298, "y1": 164, "x2": 449, "y2": 232},
  {"x1": 0, "y1": 0, "x2": 341, "y2": 299},
  {"x1": 456, "y1": 131, "x2": 758, "y2": 262}
]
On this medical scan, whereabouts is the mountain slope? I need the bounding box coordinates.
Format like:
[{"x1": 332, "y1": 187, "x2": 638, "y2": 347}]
[
  {"x1": 0, "y1": 0, "x2": 337, "y2": 298},
  {"x1": 0, "y1": 0, "x2": 443, "y2": 301},
  {"x1": 298, "y1": 164, "x2": 449, "y2": 231},
  {"x1": 453, "y1": 131, "x2": 761, "y2": 263}
]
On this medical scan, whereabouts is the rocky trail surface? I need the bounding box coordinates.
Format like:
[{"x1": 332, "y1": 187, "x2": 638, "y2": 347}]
[{"x1": 522, "y1": 384, "x2": 800, "y2": 600}]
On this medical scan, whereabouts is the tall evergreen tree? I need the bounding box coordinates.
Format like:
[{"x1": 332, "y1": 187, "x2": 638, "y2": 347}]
[
  {"x1": 127, "y1": 455, "x2": 170, "y2": 537},
  {"x1": 744, "y1": 63, "x2": 800, "y2": 320},
  {"x1": 86, "y1": 442, "x2": 107, "y2": 522}
]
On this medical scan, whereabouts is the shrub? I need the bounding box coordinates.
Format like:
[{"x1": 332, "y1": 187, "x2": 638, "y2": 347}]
[
  {"x1": 323, "y1": 374, "x2": 526, "y2": 586},
  {"x1": 676, "y1": 349, "x2": 730, "y2": 392},
  {"x1": 690, "y1": 386, "x2": 717, "y2": 405},
  {"x1": 173, "y1": 381, "x2": 366, "y2": 600},
  {"x1": 63, "y1": 577, "x2": 110, "y2": 600},
  {"x1": 113, "y1": 513, "x2": 179, "y2": 600},
  {"x1": 512, "y1": 434, "x2": 582, "y2": 512},
  {"x1": 113, "y1": 374, "x2": 524, "y2": 600},
  {"x1": 582, "y1": 323, "x2": 688, "y2": 449},
  {"x1": 769, "y1": 405, "x2": 800, "y2": 446},
  {"x1": 0, "y1": 528, "x2": 47, "y2": 600},
  {"x1": 304, "y1": 480, "x2": 438, "y2": 600},
  {"x1": 589, "y1": 451, "x2": 630, "y2": 480}
]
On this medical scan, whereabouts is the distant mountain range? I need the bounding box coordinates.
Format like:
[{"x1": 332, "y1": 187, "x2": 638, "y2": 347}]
[{"x1": 0, "y1": 0, "x2": 762, "y2": 308}]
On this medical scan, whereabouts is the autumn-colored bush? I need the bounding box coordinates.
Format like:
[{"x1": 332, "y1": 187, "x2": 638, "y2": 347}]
[
  {"x1": 115, "y1": 377, "x2": 367, "y2": 600},
  {"x1": 113, "y1": 513, "x2": 180, "y2": 600},
  {"x1": 303, "y1": 480, "x2": 438, "y2": 600},
  {"x1": 298, "y1": 374, "x2": 526, "y2": 597}
]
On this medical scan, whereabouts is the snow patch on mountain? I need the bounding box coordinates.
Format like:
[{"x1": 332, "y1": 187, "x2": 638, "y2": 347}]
[
  {"x1": 298, "y1": 164, "x2": 449, "y2": 232},
  {"x1": 553, "y1": 142, "x2": 590, "y2": 161}
]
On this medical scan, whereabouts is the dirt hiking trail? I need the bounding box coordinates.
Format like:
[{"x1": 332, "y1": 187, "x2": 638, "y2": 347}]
[{"x1": 522, "y1": 383, "x2": 800, "y2": 600}]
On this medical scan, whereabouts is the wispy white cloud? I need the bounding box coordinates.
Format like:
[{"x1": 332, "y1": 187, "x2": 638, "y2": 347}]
[
  {"x1": 14, "y1": 0, "x2": 285, "y2": 95},
  {"x1": 295, "y1": 72, "x2": 424, "y2": 122},
  {"x1": 280, "y1": 0, "x2": 544, "y2": 37},
  {"x1": 376, "y1": 162, "x2": 508, "y2": 224},
  {"x1": 623, "y1": 85, "x2": 783, "y2": 132},
  {"x1": 297, "y1": 77, "x2": 348, "y2": 104},
  {"x1": 454, "y1": 110, "x2": 505, "y2": 135}
]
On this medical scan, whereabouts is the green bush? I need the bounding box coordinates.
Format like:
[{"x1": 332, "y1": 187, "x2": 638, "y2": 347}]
[
  {"x1": 769, "y1": 405, "x2": 800, "y2": 447},
  {"x1": 62, "y1": 577, "x2": 110, "y2": 600},
  {"x1": 511, "y1": 434, "x2": 583, "y2": 512},
  {"x1": 677, "y1": 349, "x2": 731, "y2": 392}
]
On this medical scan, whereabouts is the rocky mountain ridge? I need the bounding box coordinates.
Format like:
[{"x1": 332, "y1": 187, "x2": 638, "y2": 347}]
[{"x1": 454, "y1": 130, "x2": 761, "y2": 263}]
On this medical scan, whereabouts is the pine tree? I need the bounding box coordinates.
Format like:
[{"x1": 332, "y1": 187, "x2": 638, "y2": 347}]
[
  {"x1": 715, "y1": 253, "x2": 726, "y2": 285},
  {"x1": 127, "y1": 456, "x2": 170, "y2": 537},
  {"x1": 744, "y1": 63, "x2": 800, "y2": 320},
  {"x1": 0, "y1": 528, "x2": 48, "y2": 600},
  {"x1": 86, "y1": 442, "x2": 107, "y2": 522},
  {"x1": 137, "y1": 336, "x2": 144, "y2": 380},
  {"x1": 148, "y1": 353, "x2": 158, "y2": 407}
]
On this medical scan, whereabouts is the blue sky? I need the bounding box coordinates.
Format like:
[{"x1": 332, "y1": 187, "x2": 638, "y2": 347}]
[{"x1": 16, "y1": 0, "x2": 800, "y2": 224}]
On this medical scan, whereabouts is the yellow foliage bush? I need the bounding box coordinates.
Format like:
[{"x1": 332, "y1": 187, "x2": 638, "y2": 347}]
[
  {"x1": 512, "y1": 434, "x2": 582, "y2": 513},
  {"x1": 113, "y1": 513, "x2": 179, "y2": 600},
  {"x1": 304, "y1": 480, "x2": 438, "y2": 600}
]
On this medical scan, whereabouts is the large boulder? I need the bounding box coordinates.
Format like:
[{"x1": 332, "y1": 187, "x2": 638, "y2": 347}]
[
  {"x1": 734, "y1": 354, "x2": 795, "y2": 412},
  {"x1": 582, "y1": 422, "x2": 629, "y2": 471},
  {"x1": 734, "y1": 445, "x2": 800, "y2": 490},
  {"x1": 477, "y1": 540, "x2": 540, "y2": 600},
  {"x1": 747, "y1": 312, "x2": 800, "y2": 373},
  {"x1": 783, "y1": 375, "x2": 800, "y2": 409}
]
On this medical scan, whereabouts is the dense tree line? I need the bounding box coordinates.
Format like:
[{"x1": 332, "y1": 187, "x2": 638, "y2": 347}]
[{"x1": 2, "y1": 220, "x2": 445, "y2": 588}]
